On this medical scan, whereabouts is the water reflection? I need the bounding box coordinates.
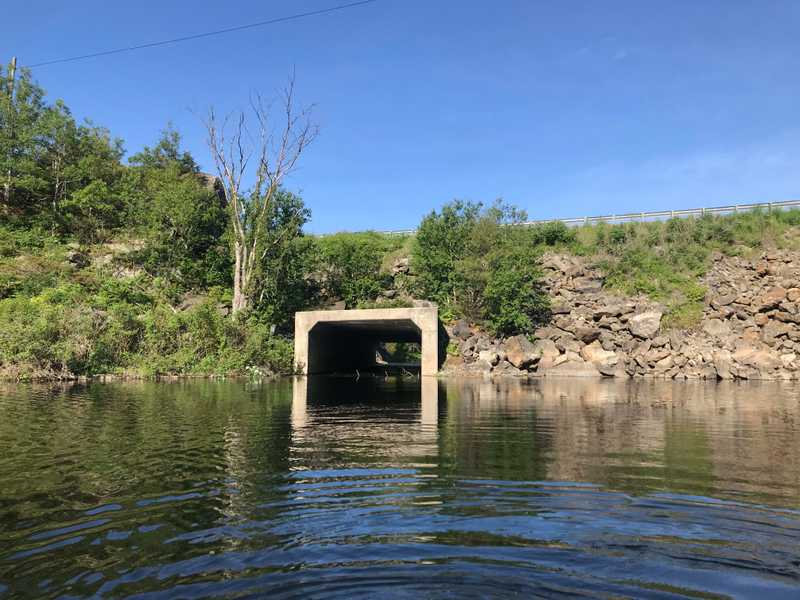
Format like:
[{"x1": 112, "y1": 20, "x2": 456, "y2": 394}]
[{"x1": 0, "y1": 378, "x2": 799, "y2": 598}]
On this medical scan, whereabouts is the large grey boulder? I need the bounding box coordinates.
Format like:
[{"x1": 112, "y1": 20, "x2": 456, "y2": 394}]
[{"x1": 628, "y1": 311, "x2": 663, "y2": 339}]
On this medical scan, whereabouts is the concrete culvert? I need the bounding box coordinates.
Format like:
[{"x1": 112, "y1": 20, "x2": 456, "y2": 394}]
[{"x1": 294, "y1": 307, "x2": 441, "y2": 376}]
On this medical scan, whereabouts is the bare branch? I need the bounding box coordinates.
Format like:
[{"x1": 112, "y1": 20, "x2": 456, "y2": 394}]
[{"x1": 201, "y1": 74, "x2": 317, "y2": 316}]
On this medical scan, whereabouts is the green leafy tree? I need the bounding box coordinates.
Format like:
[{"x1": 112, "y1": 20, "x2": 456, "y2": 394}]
[
  {"x1": 125, "y1": 129, "x2": 230, "y2": 288},
  {"x1": 413, "y1": 199, "x2": 549, "y2": 335},
  {"x1": 316, "y1": 232, "x2": 396, "y2": 308}
]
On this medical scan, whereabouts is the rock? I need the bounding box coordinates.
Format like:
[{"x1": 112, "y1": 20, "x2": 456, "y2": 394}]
[
  {"x1": 571, "y1": 276, "x2": 603, "y2": 293},
  {"x1": 628, "y1": 311, "x2": 663, "y2": 339},
  {"x1": 478, "y1": 350, "x2": 500, "y2": 366},
  {"x1": 492, "y1": 360, "x2": 525, "y2": 377},
  {"x1": 503, "y1": 335, "x2": 541, "y2": 369},
  {"x1": 593, "y1": 303, "x2": 631, "y2": 319},
  {"x1": 711, "y1": 292, "x2": 738, "y2": 308},
  {"x1": 441, "y1": 354, "x2": 465, "y2": 373},
  {"x1": 65, "y1": 249, "x2": 90, "y2": 269},
  {"x1": 532, "y1": 339, "x2": 560, "y2": 369},
  {"x1": 702, "y1": 318, "x2": 731, "y2": 340},
  {"x1": 654, "y1": 355, "x2": 674, "y2": 372},
  {"x1": 556, "y1": 337, "x2": 582, "y2": 354},
  {"x1": 788, "y1": 288, "x2": 800, "y2": 303},
  {"x1": 758, "y1": 287, "x2": 787, "y2": 312},
  {"x1": 733, "y1": 346, "x2": 781, "y2": 371},
  {"x1": 542, "y1": 356, "x2": 602, "y2": 378},
  {"x1": 668, "y1": 331, "x2": 683, "y2": 352},
  {"x1": 412, "y1": 299, "x2": 437, "y2": 308},
  {"x1": 580, "y1": 341, "x2": 619, "y2": 375},
  {"x1": 761, "y1": 320, "x2": 792, "y2": 347},
  {"x1": 462, "y1": 359, "x2": 493, "y2": 375},
  {"x1": 575, "y1": 325, "x2": 601, "y2": 344},
  {"x1": 651, "y1": 335, "x2": 669, "y2": 348},
  {"x1": 451, "y1": 319, "x2": 472, "y2": 340},
  {"x1": 382, "y1": 289, "x2": 398, "y2": 298},
  {"x1": 713, "y1": 350, "x2": 733, "y2": 379},
  {"x1": 550, "y1": 302, "x2": 571, "y2": 315},
  {"x1": 391, "y1": 257, "x2": 410, "y2": 274}
]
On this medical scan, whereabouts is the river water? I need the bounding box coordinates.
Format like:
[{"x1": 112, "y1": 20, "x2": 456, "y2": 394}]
[{"x1": 1, "y1": 378, "x2": 799, "y2": 598}]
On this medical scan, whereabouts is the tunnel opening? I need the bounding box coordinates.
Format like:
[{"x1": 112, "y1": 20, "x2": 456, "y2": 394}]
[
  {"x1": 307, "y1": 318, "x2": 422, "y2": 375},
  {"x1": 294, "y1": 307, "x2": 442, "y2": 376}
]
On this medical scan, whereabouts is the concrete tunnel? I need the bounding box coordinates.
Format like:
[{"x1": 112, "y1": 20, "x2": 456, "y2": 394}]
[{"x1": 294, "y1": 307, "x2": 442, "y2": 376}]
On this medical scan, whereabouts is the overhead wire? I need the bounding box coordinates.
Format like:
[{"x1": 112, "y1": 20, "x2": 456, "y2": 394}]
[{"x1": 24, "y1": 0, "x2": 380, "y2": 68}]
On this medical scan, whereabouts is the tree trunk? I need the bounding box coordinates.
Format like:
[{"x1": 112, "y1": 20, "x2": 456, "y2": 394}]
[{"x1": 231, "y1": 241, "x2": 250, "y2": 315}]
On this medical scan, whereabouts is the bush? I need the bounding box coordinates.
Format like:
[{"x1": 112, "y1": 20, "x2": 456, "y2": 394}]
[
  {"x1": 412, "y1": 200, "x2": 549, "y2": 335},
  {"x1": 315, "y1": 232, "x2": 403, "y2": 308}
]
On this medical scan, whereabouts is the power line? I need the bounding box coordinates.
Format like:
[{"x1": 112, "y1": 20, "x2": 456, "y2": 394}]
[{"x1": 24, "y1": 0, "x2": 380, "y2": 69}]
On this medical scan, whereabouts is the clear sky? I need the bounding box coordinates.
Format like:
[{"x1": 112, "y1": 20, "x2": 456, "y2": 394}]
[{"x1": 4, "y1": 0, "x2": 799, "y2": 233}]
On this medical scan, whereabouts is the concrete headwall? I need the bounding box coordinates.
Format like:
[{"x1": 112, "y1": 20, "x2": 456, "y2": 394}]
[{"x1": 294, "y1": 307, "x2": 440, "y2": 376}]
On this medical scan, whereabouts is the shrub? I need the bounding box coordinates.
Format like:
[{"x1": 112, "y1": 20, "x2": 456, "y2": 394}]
[
  {"x1": 412, "y1": 200, "x2": 549, "y2": 335},
  {"x1": 315, "y1": 232, "x2": 402, "y2": 308}
]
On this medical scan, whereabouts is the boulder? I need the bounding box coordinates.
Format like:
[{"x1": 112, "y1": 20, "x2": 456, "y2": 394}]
[
  {"x1": 580, "y1": 341, "x2": 619, "y2": 375},
  {"x1": 571, "y1": 276, "x2": 603, "y2": 293},
  {"x1": 478, "y1": 350, "x2": 500, "y2": 366},
  {"x1": 575, "y1": 324, "x2": 601, "y2": 344},
  {"x1": 713, "y1": 350, "x2": 733, "y2": 380},
  {"x1": 451, "y1": 319, "x2": 472, "y2": 340},
  {"x1": 543, "y1": 355, "x2": 602, "y2": 378},
  {"x1": 628, "y1": 311, "x2": 663, "y2": 339},
  {"x1": 503, "y1": 335, "x2": 541, "y2": 369},
  {"x1": 702, "y1": 318, "x2": 731, "y2": 340},
  {"x1": 758, "y1": 287, "x2": 787, "y2": 312},
  {"x1": 532, "y1": 339, "x2": 560, "y2": 369}
]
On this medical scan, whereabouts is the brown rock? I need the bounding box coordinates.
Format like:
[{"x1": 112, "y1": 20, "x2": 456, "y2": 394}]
[
  {"x1": 758, "y1": 287, "x2": 787, "y2": 312},
  {"x1": 503, "y1": 335, "x2": 541, "y2": 369}
]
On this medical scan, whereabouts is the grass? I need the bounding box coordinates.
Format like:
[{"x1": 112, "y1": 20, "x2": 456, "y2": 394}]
[{"x1": 561, "y1": 209, "x2": 800, "y2": 328}]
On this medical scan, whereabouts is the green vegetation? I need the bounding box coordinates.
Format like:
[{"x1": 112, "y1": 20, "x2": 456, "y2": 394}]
[
  {"x1": 2, "y1": 64, "x2": 799, "y2": 379},
  {"x1": 413, "y1": 200, "x2": 550, "y2": 334},
  {"x1": 565, "y1": 210, "x2": 800, "y2": 328}
]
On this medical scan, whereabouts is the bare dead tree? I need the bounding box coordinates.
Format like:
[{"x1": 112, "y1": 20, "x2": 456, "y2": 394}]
[{"x1": 203, "y1": 75, "x2": 318, "y2": 316}]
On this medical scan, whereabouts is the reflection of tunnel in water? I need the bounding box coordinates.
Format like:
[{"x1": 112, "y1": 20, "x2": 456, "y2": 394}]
[{"x1": 292, "y1": 376, "x2": 440, "y2": 430}]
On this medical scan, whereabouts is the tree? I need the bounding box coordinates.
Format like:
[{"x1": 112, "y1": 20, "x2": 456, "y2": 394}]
[
  {"x1": 412, "y1": 199, "x2": 550, "y2": 334},
  {"x1": 203, "y1": 76, "x2": 318, "y2": 316},
  {"x1": 1, "y1": 65, "x2": 125, "y2": 235},
  {"x1": 125, "y1": 129, "x2": 229, "y2": 288}
]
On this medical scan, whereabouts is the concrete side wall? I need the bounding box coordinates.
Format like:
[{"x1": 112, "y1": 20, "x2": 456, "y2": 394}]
[{"x1": 294, "y1": 307, "x2": 440, "y2": 376}]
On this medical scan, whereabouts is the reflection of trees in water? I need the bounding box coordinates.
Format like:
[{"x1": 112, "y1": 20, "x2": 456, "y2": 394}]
[
  {"x1": 0, "y1": 381, "x2": 298, "y2": 581},
  {"x1": 434, "y1": 378, "x2": 800, "y2": 505},
  {"x1": 438, "y1": 379, "x2": 554, "y2": 482}
]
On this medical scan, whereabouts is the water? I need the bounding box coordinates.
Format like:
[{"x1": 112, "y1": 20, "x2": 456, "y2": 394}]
[{"x1": 1, "y1": 377, "x2": 799, "y2": 598}]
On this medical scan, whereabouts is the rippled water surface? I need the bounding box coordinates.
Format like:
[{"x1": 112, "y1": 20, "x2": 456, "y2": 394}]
[{"x1": 1, "y1": 378, "x2": 800, "y2": 598}]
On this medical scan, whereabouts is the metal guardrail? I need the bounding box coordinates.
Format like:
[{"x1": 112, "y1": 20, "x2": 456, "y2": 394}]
[{"x1": 375, "y1": 199, "x2": 800, "y2": 236}]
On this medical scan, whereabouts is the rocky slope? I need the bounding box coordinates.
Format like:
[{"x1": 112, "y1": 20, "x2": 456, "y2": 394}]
[{"x1": 441, "y1": 251, "x2": 800, "y2": 380}]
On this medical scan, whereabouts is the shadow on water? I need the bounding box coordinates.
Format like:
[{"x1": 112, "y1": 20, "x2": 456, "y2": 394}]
[{"x1": 0, "y1": 377, "x2": 799, "y2": 597}]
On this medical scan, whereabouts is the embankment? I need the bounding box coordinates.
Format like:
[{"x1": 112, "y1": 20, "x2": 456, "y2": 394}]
[{"x1": 441, "y1": 251, "x2": 800, "y2": 380}]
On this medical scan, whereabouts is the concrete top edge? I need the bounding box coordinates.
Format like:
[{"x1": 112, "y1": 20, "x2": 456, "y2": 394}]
[{"x1": 295, "y1": 307, "x2": 437, "y2": 320}]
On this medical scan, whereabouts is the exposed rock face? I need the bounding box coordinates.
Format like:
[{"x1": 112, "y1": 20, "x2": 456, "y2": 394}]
[{"x1": 443, "y1": 250, "x2": 800, "y2": 380}]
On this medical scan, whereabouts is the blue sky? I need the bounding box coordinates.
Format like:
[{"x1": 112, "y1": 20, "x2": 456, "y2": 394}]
[{"x1": 4, "y1": 0, "x2": 799, "y2": 233}]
